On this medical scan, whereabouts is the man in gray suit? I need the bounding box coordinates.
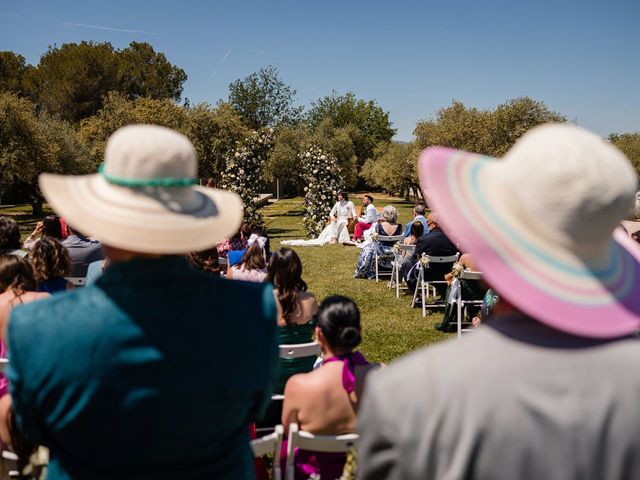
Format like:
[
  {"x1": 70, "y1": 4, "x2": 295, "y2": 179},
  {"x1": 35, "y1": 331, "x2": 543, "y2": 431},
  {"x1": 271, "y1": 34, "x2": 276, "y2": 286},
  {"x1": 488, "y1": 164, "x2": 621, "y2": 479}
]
[{"x1": 358, "y1": 125, "x2": 640, "y2": 479}]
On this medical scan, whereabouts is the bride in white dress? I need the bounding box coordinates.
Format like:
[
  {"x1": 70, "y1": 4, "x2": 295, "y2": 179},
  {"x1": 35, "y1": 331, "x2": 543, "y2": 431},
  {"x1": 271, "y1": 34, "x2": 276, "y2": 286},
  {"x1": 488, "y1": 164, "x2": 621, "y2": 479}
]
[{"x1": 282, "y1": 192, "x2": 357, "y2": 246}]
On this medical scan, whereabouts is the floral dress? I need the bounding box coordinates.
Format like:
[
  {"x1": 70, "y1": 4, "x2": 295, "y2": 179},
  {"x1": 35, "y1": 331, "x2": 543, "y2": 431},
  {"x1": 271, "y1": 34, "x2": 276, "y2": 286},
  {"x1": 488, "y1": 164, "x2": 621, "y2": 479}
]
[{"x1": 354, "y1": 223, "x2": 402, "y2": 279}]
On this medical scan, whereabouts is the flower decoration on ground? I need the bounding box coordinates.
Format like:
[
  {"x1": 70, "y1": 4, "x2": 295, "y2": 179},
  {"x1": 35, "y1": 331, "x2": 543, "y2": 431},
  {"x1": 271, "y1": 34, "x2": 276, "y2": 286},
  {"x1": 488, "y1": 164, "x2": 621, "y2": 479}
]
[
  {"x1": 300, "y1": 144, "x2": 344, "y2": 238},
  {"x1": 221, "y1": 128, "x2": 274, "y2": 224}
]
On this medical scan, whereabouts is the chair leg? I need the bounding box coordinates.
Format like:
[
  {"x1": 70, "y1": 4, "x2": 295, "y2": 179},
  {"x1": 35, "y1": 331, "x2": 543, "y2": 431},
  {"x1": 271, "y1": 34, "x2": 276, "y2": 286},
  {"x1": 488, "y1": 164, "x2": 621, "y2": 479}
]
[
  {"x1": 375, "y1": 252, "x2": 379, "y2": 282},
  {"x1": 396, "y1": 263, "x2": 400, "y2": 298},
  {"x1": 421, "y1": 278, "x2": 426, "y2": 317}
]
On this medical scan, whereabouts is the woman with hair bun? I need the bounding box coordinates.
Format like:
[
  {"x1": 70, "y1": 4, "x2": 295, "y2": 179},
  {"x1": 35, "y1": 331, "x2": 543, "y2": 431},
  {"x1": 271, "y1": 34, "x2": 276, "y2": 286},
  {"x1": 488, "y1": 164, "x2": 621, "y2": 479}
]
[{"x1": 281, "y1": 295, "x2": 381, "y2": 479}]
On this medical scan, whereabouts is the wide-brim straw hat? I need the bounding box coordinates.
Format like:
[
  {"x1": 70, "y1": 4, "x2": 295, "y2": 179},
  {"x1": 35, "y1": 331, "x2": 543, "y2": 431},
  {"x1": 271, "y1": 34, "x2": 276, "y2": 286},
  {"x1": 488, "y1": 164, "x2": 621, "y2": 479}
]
[
  {"x1": 40, "y1": 124, "x2": 243, "y2": 254},
  {"x1": 419, "y1": 124, "x2": 640, "y2": 338}
]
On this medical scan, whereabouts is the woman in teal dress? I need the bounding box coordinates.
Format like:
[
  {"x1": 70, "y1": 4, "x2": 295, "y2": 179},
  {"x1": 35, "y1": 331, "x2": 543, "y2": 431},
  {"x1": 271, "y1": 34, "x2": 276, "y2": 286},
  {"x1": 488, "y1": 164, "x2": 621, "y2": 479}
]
[{"x1": 267, "y1": 248, "x2": 319, "y2": 393}]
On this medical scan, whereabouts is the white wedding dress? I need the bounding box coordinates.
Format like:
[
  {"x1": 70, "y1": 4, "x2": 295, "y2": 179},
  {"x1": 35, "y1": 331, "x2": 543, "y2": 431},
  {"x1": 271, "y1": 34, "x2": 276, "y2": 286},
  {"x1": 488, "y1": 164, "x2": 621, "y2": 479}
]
[{"x1": 282, "y1": 201, "x2": 356, "y2": 246}]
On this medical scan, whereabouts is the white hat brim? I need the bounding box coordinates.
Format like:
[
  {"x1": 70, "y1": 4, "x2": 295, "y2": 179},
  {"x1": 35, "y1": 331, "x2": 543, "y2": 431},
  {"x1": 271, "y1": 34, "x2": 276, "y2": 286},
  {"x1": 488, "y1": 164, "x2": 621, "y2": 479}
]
[{"x1": 39, "y1": 173, "x2": 243, "y2": 254}]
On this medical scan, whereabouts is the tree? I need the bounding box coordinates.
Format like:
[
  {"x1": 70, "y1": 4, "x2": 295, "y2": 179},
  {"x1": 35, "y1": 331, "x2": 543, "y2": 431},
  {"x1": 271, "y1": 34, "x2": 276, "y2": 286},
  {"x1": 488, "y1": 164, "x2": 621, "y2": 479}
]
[
  {"x1": 610, "y1": 132, "x2": 640, "y2": 180},
  {"x1": 117, "y1": 42, "x2": 187, "y2": 101},
  {"x1": 0, "y1": 51, "x2": 30, "y2": 95},
  {"x1": 27, "y1": 41, "x2": 120, "y2": 122},
  {"x1": 228, "y1": 65, "x2": 303, "y2": 129},
  {"x1": 263, "y1": 124, "x2": 311, "y2": 195},
  {"x1": 25, "y1": 41, "x2": 187, "y2": 123},
  {"x1": 414, "y1": 97, "x2": 565, "y2": 157},
  {"x1": 361, "y1": 142, "x2": 419, "y2": 200},
  {"x1": 185, "y1": 102, "x2": 250, "y2": 181},
  {"x1": 307, "y1": 91, "x2": 396, "y2": 168},
  {"x1": 0, "y1": 93, "x2": 88, "y2": 214}
]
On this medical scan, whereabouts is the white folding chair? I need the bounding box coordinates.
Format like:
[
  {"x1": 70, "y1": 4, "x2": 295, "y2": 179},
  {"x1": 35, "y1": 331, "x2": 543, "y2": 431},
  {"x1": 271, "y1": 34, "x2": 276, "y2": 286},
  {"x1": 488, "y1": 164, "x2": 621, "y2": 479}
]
[
  {"x1": 411, "y1": 253, "x2": 460, "y2": 317},
  {"x1": 374, "y1": 234, "x2": 404, "y2": 282},
  {"x1": 65, "y1": 277, "x2": 86, "y2": 287},
  {"x1": 285, "y1": 423, "x2": 358, "y2": 480},
  {"x1": 271, "y1": 342, "x2": 321, "y2": 401},
  {"x1": 218, "y1": 257, "x2": 228, "y2": 277},
  {"x1": 0, "y1": 449, "x2": 18, "y2": 479},
  {"x1": 388, "y1": 244, "x2": 416, "y2": 298},
  {"x1": 251, "y1": 424, "x2": 284, "y2": 479},
  {"x1": 0, "y1": 359, "x2": 8, "y2": 374},
  {"x1": 456, "y1": 270, "x2": 484, "y2": 338}
]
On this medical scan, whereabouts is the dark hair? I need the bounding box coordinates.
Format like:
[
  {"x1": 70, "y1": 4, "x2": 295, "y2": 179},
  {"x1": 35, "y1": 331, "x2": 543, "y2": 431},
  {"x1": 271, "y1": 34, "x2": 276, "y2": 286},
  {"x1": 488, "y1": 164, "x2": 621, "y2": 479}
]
[
  {"x1": 188, "y1": 247, "x2": 221, "y2": 274},
  {"x1": 42, "y1": 215, "x2": 63, "y2": 239},
  {"x1": 315, "y1": 295, "x2": 361, "y2": 351},
  {"x1": 0, "y1": 254, "x2": 37, "y2": 294},
  {"x1": 240, "y1": 231, "x2": 270, "y2": 271},
  {"x1": 337, "y1": 191, "x2": 348, "y2": 201},
  {"x1": 0, "y1": 217, "x2": 21, "y2": 253},
  {"x1": 364, "y1": 195, "x2": 374, "y2": 203},
  {"x1": 410, "y1": 221, "x2": 424, "y2": 238},
  {"x1": 31, "y1": 237, "x2": 71, "y2": 282},
  {"x1": 267, "y1": 248, "x2": 308, "y2": 326}
]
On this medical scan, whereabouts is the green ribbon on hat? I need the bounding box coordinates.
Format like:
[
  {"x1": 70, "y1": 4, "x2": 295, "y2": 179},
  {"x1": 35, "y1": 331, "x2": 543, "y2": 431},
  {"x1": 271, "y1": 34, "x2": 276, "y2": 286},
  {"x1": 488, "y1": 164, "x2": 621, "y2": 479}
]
[{"x1": 98, "y1": 164, "x2": 198, "y2": 187}]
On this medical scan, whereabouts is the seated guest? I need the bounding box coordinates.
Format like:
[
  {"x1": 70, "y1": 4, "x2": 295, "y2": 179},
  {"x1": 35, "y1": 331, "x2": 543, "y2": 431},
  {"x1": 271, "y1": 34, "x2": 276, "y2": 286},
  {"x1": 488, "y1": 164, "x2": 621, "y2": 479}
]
[
  {"x1": 0, "y1": 255, "x2": 49, "y2": 396},
  {"x1": 354, "y1": 205, "x2": 402, "y2": 279},
  {"x1": 354, "y1": 195, "x2": 378, "y2": 241},
  {"x1": 22, "y1": 215, "x2": 64, "y2": 250},
  {"x1": 402, "y1": 204, "x2": 429, "y2": 238},
  {"x1": 0, "y1": 217, "x2": 27, "y2": 257},
  {"x1": 403, "y1": 220, "x2": 424, "y2": 250},
  {"x1": 188, "y1": 247, "x2": 222, "y2": 275},
  {"x1": 31, "y1": 237, "x2": 73, "y2": 293},
  {"x1": 281, "y1": 296, "x2": 380, "y2": 480},
  {"x1": 61, "y1": 226, "x2": 104, "y2": 277},
  {"x1": 0, "y1": 125, "x2": 278, "y2": 479},
  {"x1": 401, "y1": 213, "x2": 457, "y2": 297},
  {"x1": 268, "y1": 247, "x2": 318, "y2": 393},
  {"x1": 228, "y1": 232, "x2": 270, "y2": 282}
]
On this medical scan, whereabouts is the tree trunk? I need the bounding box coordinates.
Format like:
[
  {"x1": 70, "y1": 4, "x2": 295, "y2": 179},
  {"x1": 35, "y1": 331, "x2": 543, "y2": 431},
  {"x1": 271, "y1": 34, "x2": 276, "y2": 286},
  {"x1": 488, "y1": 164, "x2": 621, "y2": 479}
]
[{"x1": 30, "y1": 200, "x2": 43, "y2": 217}]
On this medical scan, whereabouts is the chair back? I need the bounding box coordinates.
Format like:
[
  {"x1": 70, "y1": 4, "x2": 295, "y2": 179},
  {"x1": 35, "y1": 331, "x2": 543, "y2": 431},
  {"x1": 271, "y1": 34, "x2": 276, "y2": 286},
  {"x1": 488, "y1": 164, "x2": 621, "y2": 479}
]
[
  {"x1": 251, "y1": 424, "x2": 284, "y2": 478},
  {"x1": 0, "y1": 359, "x2": 8, "y2": 374},
  {"x1": 375, "y1": 234, "x2": 404, "y2": 244},
  {"x1": 218, "y1": 257, "x2": 228, "y2": 267},
  {"x1": 279, "y1": 342, "x2": 321, "y2": 360},
  {"x1": 1, "y1": 450, "x2": 18, "y2": 478},
  {"x1": 425, "y1": 253, "x2": 460, "y2": 264},
  {"x1": 460, "y1": 270, "x2": 483, "y2": 281},
  {"x1": 285, "y1": 423, "x2": 358, "y2": 479},
  {"x1": 66, "y1": 277, "x2": 86, "y2": 287}
]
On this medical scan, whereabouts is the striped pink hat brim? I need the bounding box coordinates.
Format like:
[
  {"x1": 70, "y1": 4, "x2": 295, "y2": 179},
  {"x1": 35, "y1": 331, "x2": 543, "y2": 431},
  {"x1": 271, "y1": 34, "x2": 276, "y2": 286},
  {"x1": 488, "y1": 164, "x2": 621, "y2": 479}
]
[{"x1": 419, "y1": 147, "x2": 640, "y2": 338}]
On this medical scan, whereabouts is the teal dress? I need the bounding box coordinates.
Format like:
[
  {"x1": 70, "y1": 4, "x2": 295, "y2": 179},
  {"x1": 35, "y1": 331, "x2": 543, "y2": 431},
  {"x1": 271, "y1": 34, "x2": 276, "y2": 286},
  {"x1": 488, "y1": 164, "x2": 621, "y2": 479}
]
[{"x1": 276, "y1": 320, "x2": 316, "y2": 393}]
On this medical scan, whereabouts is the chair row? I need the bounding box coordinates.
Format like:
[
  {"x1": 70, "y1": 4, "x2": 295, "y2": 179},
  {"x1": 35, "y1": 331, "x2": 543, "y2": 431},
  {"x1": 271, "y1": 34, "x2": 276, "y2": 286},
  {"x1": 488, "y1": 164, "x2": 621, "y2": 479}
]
[{"x1": 250, "y1": 422, "x2": 358, "y2": 480}]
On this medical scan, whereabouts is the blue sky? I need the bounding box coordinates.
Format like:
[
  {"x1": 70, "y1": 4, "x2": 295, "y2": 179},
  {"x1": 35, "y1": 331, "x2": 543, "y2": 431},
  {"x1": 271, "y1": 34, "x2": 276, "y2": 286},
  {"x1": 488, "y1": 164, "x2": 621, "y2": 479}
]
[{"x1": 1, "y1": 0, "x2": 638, "y2": 141}]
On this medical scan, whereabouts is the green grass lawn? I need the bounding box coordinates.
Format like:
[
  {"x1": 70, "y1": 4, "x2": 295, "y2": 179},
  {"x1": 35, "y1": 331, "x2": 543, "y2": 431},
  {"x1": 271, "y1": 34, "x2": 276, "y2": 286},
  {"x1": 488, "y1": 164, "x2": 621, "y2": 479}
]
[
  {"x1": 263, "y1": 195, "x2": 452, "y2": 363},
  {"x1": 2, "y1": 197, "x2": 452, "y2": 363}
]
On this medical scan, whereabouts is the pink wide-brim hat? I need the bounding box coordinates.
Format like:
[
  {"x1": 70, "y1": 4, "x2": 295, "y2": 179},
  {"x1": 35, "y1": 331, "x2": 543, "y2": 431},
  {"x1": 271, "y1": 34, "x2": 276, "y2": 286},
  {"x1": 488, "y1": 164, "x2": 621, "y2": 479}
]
[{"x1": 419, "y1": 124, "x2": 640, "y2": 338}]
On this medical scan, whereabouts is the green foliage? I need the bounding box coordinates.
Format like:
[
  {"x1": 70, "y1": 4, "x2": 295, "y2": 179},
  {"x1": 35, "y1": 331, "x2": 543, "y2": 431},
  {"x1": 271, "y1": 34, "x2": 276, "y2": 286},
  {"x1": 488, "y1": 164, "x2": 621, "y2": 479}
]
[
  {"x1": 307, "y1": 91, "x2": 396, "y2": 170},
  {"x1": 264, "y1": 124, "x2": 311, "y2": 194},
  {"x1": 0, "y1": 92, "x2": 88, "y2": 213},
  {"x1": 17, "y1": 41, "x2": 186, "y2": 123},
  {"x1": 186, "y1": 102, "x2": 250, "y2": 181},
  {"x1": 414, "y1": 97, "x2": 566, "y2": 157},
  {"x1": 361, "y1": 142, "x2": 419, "y2": 199},
  {"x1": 0, "y1": 51, "x2": 30, "y2": 95},
  {"x1": 609, "y1": 132, "x2": 640, "y2": 179},
  {"x1": 117, "y1": 42, "x2": 187, "y2": 101},
  {"x1": 310, "y1": 119, "x2": 360, "y2": 188},
  {"x1": 228, "y1": 65, "x2": 303, "y2": 129},
  {"x1": 78, "y1": 92, "x2": 187, "y2": 169}
]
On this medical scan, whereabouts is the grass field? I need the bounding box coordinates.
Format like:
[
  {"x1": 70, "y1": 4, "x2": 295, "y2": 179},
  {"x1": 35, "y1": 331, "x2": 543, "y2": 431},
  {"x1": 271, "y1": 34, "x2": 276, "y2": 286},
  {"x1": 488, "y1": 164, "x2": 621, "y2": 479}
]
[
  {"x1": 2, "y1": 196, "x2": 452, "y2": 363},
  {"x1": 262, "y1": 195, "x2": 452, "y2": 363}
]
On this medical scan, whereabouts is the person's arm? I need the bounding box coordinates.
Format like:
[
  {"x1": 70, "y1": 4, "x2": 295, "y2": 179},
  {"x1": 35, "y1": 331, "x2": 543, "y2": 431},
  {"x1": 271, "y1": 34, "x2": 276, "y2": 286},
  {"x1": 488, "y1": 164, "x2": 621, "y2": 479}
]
[
  {"x1": 0, "y1": 394, "x2": 12, "y2": 446},
  {"x1": 281, "y1": 375, "x2": 302, "y2": 434},
  {"x1": 22, "y1": 222, "x2": 43, "y2": 250},
  {"x1": 329, "y1": 202, "x2": 338, "y2": 221}
]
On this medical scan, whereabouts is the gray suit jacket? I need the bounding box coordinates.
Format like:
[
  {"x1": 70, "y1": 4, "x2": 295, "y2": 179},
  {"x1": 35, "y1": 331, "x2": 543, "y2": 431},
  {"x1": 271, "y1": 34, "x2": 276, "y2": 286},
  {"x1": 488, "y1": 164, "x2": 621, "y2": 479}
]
[{"x1": 358, "y1": 314, "x2": 640, "y2": 480}]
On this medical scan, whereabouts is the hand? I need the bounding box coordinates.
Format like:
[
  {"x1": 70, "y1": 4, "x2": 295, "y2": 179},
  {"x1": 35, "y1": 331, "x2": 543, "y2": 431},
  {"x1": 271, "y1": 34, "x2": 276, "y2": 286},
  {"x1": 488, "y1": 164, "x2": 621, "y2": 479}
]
[{"x1": 33, "y1": 221, "x2": 43, "y2": 234}]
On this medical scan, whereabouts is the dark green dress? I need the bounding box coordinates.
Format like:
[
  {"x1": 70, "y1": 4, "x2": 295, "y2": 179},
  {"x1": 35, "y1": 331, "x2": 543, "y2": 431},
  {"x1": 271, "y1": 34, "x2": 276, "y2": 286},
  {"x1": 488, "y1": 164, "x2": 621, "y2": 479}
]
[{"x1": 275, "y1": 320, "x2": 316, "y2": 393}]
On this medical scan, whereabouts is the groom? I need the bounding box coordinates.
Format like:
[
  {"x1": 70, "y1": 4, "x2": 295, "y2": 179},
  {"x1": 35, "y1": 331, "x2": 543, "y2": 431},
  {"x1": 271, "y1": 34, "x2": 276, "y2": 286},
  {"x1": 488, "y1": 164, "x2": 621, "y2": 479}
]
[{"x1": 354, "y1": 195, "x2": 377, "y2": 241}]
